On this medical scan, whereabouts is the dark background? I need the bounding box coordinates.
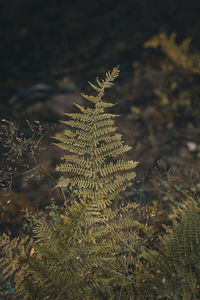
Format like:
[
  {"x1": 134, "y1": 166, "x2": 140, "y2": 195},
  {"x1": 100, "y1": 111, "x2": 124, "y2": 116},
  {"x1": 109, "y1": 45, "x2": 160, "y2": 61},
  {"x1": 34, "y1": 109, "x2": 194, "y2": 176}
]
[{"x1": 1, "y1": 0, "x2": 200, "y2": 116}]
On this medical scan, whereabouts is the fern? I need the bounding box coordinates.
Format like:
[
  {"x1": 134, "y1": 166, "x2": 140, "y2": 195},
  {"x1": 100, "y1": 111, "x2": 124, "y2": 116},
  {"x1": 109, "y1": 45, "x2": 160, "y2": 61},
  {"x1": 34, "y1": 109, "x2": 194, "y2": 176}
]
[
  {"x1": 144, "y1": 32, "x2": 200, "y2": 74},
  {"x1": 54, "y1": 66, "x2": 138, "y2": 207},
  {"x1": 17, "y1": 200, "x2": 144, "y2": 300},
  {"x1": 0, "y1": 233, "x2": 34, "y2": 296},
  {"x1": 0, "y1": 67, "x2": 143, "y2": 299},
  {"x1": 138, "y1": 199, "x2": 200, "y2": 299}
]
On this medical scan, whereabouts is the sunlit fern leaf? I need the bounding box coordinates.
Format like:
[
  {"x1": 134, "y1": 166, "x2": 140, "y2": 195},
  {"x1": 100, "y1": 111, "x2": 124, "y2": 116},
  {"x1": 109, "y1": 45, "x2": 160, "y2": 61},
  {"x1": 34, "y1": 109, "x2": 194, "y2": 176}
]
[{"x1": 54, "y1": 66, "x2": 138, "y2": 204}]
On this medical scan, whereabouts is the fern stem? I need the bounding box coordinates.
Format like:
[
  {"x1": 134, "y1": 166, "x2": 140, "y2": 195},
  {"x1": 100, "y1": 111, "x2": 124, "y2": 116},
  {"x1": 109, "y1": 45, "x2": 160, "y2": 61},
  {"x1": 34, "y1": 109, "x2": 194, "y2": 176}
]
[{"x1": 38, "y1": 164, "x2": 67, "y2": 207}]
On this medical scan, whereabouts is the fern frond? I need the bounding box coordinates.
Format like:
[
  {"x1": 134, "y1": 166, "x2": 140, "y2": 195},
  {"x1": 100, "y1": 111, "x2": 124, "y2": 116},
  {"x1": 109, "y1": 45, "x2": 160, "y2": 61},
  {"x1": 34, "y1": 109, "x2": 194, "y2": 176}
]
[
  {"x1": 55, "y1": 67, "x2": 137, "y2": 204},
  {"x1": 0, "y1": 233, "x2": 34, "y2": 297},
  {"x1": 139, "y1": 199, "x2": 200, "y2": 299},
  {"x1": 0, "y1": 67, "x2": 142, "y2": 300}
]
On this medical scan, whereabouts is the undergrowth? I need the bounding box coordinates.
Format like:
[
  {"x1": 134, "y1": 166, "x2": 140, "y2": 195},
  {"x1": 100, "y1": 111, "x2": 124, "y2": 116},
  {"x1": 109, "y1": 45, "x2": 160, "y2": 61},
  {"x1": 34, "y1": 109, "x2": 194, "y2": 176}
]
[{"x1": 0, "y1": 65, "x2": 200, "y2": 299}]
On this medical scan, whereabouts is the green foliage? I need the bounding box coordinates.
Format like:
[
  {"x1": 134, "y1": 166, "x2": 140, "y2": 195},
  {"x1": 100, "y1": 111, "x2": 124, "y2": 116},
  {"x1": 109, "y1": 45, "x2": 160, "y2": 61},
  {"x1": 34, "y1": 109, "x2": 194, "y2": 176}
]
[
  {"x1": 142, "y1": 33, "x2": 200, "y2": 118},
  {"x1": 12, "y1": 201, "x2": 144, "y2": 299},
  {"x1": 0, "y1": 66, "x2": 199, "y2": 300},
  {"x1": 0, "y1": 233, "x2": 33, "y2": 297},
  {"x1": 0, "y1": 67, "x2": 143, "y2": 299},
  {"x1": 137, "y1": 198, "x2": 200, "y2": 299},
  {"x1": 54, "y1": 66, "x2": 138, "y2": 206},
  {"x1": 144, "y1": 32, "x2": 200, "y2": 74}
]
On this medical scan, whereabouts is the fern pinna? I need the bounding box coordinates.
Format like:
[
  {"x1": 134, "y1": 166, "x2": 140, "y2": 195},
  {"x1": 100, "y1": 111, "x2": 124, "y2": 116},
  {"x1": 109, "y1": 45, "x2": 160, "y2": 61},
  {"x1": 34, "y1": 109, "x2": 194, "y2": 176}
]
[{"x1": 54, "y1": 66, "x2": 138, "y2": 211}]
